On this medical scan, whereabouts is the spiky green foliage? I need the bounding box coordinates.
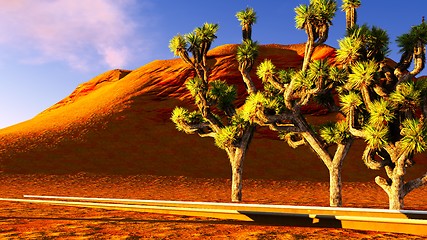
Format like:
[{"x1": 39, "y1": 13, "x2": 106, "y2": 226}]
[
  {"x1": 241, "y1": 92, "x2": 266, "y2": 123},
  {"x1": 328, "y1": 66, "x2": 348, "y2": 85},
  {"x1": 368, "y1": 99, "x2": 395, "y2": 127},
  {"x1": 256, "y1": 59, "x2": 276, "y2": 83},
  {"x1": 230, "y1": 111, "x2": 249, "y2": 130},
  {"x1": 389, "y1": 81, "x2": 421, "y2": 108},
  {"x1": 186, "y1": 77, "x2": 204, "y2": 98},
  {"x1": 313, "y1": 0, "x2": 337, "y2": 23},
  {"x1": 236, "y1": 7, "x2": 257, "y2": 26},
  {"x1": 366, "y1": 26, "x2": 390, "y2": 60},
  {"x1": 277, "y1": 69, "x2": 295, "y2": 85},
  {"x1": 171, "y1": 107, "x2": 205, "y2": 132},
  {"x1": 336, "y1": 36, "x2": 362, "y2": 65},
  {"x1": 400, "y1": 119, "x2": 427, "y2": 153},
  {"x1": 293, "y1": 69, "x2": 313, "y2": 90},
  {"x1": 195, "y1": 23, "x2": 219, "y2": 43},
  {"x1": 340, "y1": 91, "x2": 362, "y2": 114},
  {"x1": 308, "y1": 59, "x2": 330, "y2": 80},
  {"x1": 341, "y1": 0, "x2": 361, "y2": 11},
  {"x1": 345, "y1": 25, "x2": 390, "y2": 61},
  {"x1": 237, "y1": 39, "x2": 259, "y2": 71},
  {"x1": 169, "y1": 35, "x2": 187, "y2": 56},
  {"x1": 295, "y1": 0, "x2": 337, "y2": 29},
  {"x1": 208, "y1": 80, "x2": 237, "y2": 111},
  {"x1": 320, "y1": 121, "x2": 351, "y2": 144},
  {"x1": 347, "y1": 60, "x2": 378, "y2": 89},
  {"x1": 295, "y1": 4, "x2": 311, "y2": 30},
  {"x1": 214, "y1": 126, "x2": 238, "y2": 149},
  {"x1": 397, "y1": 21, "x2": 427, "y2": 53},
  {"x1": 363, "y1": 125, "x2": 389, "y2": 149}
]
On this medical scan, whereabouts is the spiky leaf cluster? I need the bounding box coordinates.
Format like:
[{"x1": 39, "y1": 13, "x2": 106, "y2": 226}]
[
  {"x1": 346, "y1": 60, "x2": 378, "y2": 89},
  {"x1": 400, "y1": 119, "x2": 427, "y2": 153},
  {"x1": 342, "y1": 25, "x2": 390, "y2": 62},
  {"x1": 295, "y1": 0, "x2": 337, "y2": 30},
  {"x1": 169, "y1": 35, "x2": 188, "y2": 56},
  {"x1": 237, "y1": 40, "x2": 259, "y2": 72},
  {"x1": 363, "y1": 124, "x2": 389, "y2": 149},
  {"x1": 256, "y1": 59, "x2": 276, "y2": 83},
  {"x1": 368, "y1": 99, "x2": 395, "y2": 128},
  {"x1": 214, "y1": 111, "x2": 250, "y2": 150},
  {"x1": 320, "y1": 121, "x2": 351, "y2": 144},
  {"x1": 329, "y1": 66, "x2": 348, "y2": 85},
  {"x1": 236, "y1": 7, "x2": 257, "y2": 26},
  {"x1": 336, "y1": 36, "x2": 362, "y2": 65},
  {"x1": 214, "y1": 126, "x2": 238, "y2": 149},
  {"x1": 341, "y1": 0, "x2": 361, "y2": 11},
  {"x1": 186, "y1": 77, "x2": 205, "y2": 102},
  {"x1": 389, "y1": 81, "x2": 421, "y2": 109},
  {"x1": 340, "y1": 91, "x2": 362, "y2": 114},
  {"x1": 397, "y1": 21, "x2": 427, "y2": 53},
  {"x1": 241, "y1": 93, "x2": 267, "y2": 123},
  {"x1": 208, "y1": 80, "x2": 237, "y2": 111},
  {"x1": 171, "y1": 107, "x2": 205, "y2": 132}
]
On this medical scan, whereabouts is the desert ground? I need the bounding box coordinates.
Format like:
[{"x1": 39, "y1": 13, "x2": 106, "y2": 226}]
[{"x1": 0, "y1": 173, "x2": 425, "y2": 239}]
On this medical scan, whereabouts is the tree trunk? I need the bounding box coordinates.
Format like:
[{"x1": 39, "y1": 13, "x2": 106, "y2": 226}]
[
  {"x1": 329, "y1": 165, "x2": 342, "y2": 207},
  {"x1": 230, "y1": 149, "x2": 245, "y2": 202},
  {"x1": 302, "y1": 40, "x2": 314, "y2": 72},
  {"x1": 388, "y1": 175, "x2": 405, "y2": 210}
]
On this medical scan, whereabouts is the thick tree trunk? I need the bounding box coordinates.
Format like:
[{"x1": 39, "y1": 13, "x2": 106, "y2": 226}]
[
  {"x1": 329, "y1": 166, "x2": 342, "y2": 207},
  {"x1": 230, "y1": 149, "x2": 245, "y2": 202},
  {"x1": 388, "y1": 175, "x2": 405, "y2": 210}
]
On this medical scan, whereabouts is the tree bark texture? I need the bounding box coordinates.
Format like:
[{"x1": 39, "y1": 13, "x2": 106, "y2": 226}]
[
  {"x1": 230, "y1": 148, "x2": 245, "y2": 202},
  {"x1": 329, "y1": 166, "x2": 342, "y2": 207}
]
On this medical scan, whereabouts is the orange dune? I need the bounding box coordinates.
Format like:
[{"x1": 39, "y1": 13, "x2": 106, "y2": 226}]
[{"x1": 0, "y1": 44, "x2": 425, "y2": 182}]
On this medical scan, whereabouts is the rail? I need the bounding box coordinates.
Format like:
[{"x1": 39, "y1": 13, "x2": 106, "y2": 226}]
[{"x1": 0, "y1": 195, "x2": 425, "y2": 236}]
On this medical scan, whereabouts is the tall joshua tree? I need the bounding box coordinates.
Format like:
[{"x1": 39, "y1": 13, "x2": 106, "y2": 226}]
[
  {"x1": 341, "y1": 0, "x2": 361, "y2": 30},
  {"x1": 245, "y1": 58, "x2": 352, "y2": 207},
  {"x1": 295, "y1": 0, "x2": 337, "y2": 71},
  {"x1": 236, "y1": 7, "x2": 257, "y2": 41},
  {"x1": 340, "y1": 21, "x2": 427, "y2": 210},
  {"x1": 241, "y1": 0, "x2": 353, "y2": 207},
  {"x1": 170, "y1": 21, "x2": 259, "y2": 202}
]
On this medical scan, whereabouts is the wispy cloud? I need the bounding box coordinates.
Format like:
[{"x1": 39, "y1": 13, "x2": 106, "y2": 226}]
[{"x1": 0, "y1": 0, "x2": 147, "y2": 70}]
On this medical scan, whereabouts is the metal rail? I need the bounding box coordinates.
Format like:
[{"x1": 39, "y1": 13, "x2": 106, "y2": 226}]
[{"x1": 0, "y1": 195, "x2": 425, "y2": 236}]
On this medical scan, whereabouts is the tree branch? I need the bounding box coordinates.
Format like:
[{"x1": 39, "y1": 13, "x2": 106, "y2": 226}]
[
  {"x1": 403, "y1": 172, "x2": 427, "y2": 197},
  {"x1": 362, "y1": 147, "x2": 389, "y2": 170},
  {"x1": 284, "y1": 133, "x2": 306, "y2": 149},
  {"x1": 347, "y1": 107, "x2": 365, "y2": 138},
  {"x1": 332, "y1": 139, "x2": 353, "y2": 166},
  {"x1": 375, "y1": 176, "x2": 391, "y2": 193}
]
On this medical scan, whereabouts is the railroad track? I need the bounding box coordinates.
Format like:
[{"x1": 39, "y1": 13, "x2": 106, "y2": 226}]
[{"x1": 0, "y1": 195, "x2": 425, "y2": 236}]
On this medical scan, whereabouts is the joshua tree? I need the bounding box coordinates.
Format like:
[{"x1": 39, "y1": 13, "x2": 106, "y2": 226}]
[
  {"x1": 245, "y1": 57, "x2": 352, "y2": 207},
  {"x1": 236, "y1": 7, "x2": 257, "y2": 41},
  {"x1": 341, "y1": 0, "x2": 361, "y2": 30},
  {"x1": 170, "y1": 21, "x2": 259, "y2": 202},
  {"x1": 339, "y1": 21, "x2": 427, "y2": 210},
  {"x1": 240, "y1": 0, "x2": 353, "y2": 207},
  {"x1": 295, "y1": 0, "x2": 337, "y2": 71}
]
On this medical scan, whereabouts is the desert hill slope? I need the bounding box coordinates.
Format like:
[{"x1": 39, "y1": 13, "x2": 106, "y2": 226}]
[{"x1": 0, "y1": 43, "x2": 425, "y2": 181}]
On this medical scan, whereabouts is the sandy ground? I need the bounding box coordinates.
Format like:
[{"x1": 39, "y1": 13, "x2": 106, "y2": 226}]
[{"x1": 0, "y1": 173, "x2": 426, "y2": 239}]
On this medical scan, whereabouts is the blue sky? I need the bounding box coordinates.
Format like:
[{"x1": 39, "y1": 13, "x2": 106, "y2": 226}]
[{"x1": 0, "y1": 0, "x2": 426, "y2": 128}]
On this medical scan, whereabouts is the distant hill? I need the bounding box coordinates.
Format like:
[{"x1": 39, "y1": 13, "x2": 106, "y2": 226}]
[{"x1": 0, "y1": 43, "x2": 425, "y2": 181}]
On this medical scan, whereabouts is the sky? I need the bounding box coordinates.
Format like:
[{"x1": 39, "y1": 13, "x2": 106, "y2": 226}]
[{"x1": 0, "y1": 0, "x2": 426, "y2": 128}]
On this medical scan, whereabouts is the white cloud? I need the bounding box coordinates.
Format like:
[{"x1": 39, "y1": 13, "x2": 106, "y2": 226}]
[{"x1": 0, "y1": 0, "x2": 146, "y2": 70}]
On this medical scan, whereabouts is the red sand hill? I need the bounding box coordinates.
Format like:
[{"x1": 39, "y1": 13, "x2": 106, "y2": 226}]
[{"x1": 0, "y1": 44, "x2": 425, "y2": 181}]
